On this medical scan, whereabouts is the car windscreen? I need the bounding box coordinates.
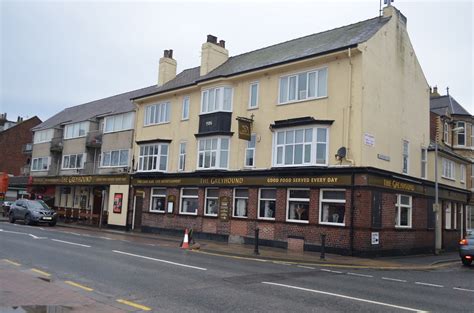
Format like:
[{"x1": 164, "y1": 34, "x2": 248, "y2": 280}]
[{"x1": 27, "y1": 201, "x2": 48, "y2": 210}]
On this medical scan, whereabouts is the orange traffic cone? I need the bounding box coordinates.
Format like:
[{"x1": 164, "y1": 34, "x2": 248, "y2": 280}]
[{"x1": 181, "y1": 228, "x2": 190, "y2": 249}]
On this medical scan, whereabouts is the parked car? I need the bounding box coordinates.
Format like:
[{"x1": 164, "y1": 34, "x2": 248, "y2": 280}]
[
  {"x1": 2, "y1": 201, "x2": 13, "y2": 217},
  {"x1": 9, "y1": 199, "x2": 57, "y2": 226},
  {"x1": 459, "y1": 233, "x2": 474, "y2": 266}
]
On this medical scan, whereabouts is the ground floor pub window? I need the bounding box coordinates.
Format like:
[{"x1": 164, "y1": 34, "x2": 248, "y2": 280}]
[
  {"x1": 320, "y1": 189, "x2": 346, "y2": 226},
  {"x1": 180, "y1": 188, "x2": 199, "y2": 215},
  {"x1": 287, "y1": 189, "x2": 310, "y2": 223},
  {"x1": 150, "y1": 188, "x2": 166, "y2": 213},
  {"x1": 233, "y1": 188, "x2": 249, "y2": 218},
  {"x1": 395, "y1": 194, "x2": 412, "y2": 228},
  {"x1": 258, "y1": 188, "x2": 276, "y2": 220},
  {"x1": 205, "y1": 188, "x2": 219, "y2": 216}
]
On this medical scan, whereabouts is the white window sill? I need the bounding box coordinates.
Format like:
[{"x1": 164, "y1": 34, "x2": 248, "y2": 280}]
[
  {"x1": 99, "y1": 166, "x2": 129, "y2": 169},
  {"x1": 179, "y1": 212, "x2": 198, "y2": 216},
  {"x1": 286, "y1": 219, "x2": 309, "y2": 224},
  {"x1": 143, "y1": 122, "x2": 170, "y2": 127},
  {"x1": 273, "y1": 163, "x2": 328, "y2": 168},
  {"x1": 181, "y1": 118, "x2": 189, "y2": 122},
  {"x1": 137, "y1": 170, "x2": 167, "y2": 173},
  {"x1": 395, "y1": 225, "x2": 412, "y2": 229},
  {"x1": 204, "y1": 213, "x2": 218, "y2": 217},
  {"x1": 103, "y1": 129, "x2": 133, "y2": 134},
  {"x1": 233, "y1": 216, "x2": 248, "y2": 219},
  {"x1": 64, "y1": 135, "x2": 87, "y2": 140},
  {"x1": 278, "y1": 96, "x2": 328, "y2": 106},
  {"x1": 258, "y1": 217, "x2": 276, "y2": 221},
  {"x1": 199, "y1": 110, "x2": 233, "y2": 116},
  {"x1": 441, "y1": 176, "x2": 456, "y2": 182},
  {"x1": 197, "y1": 168, "x2": 229, "y2": 171},
  {"x1": 247, "y1": 106, "x2": 258, "y2": 111},
  {"x1": 320, "y1": 222, "x2": 345, "y2": 227},
  {"x1": 31, "y1": 169, "x2": 49, "y2": 172},
  {"x1": 149, "y1": 210, "x2": 165, "y2": 214}
]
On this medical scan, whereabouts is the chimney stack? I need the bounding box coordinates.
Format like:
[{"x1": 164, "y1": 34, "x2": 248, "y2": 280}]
[
  {"x1": 200, "y1": 34, "x2": 229, "y2": 76},
  {"x1": 430, "y1": 86, "x2": 440, "y2": 98},
  {"x1": 158, "y1": 49, "x2": 177, "y2": 87}
]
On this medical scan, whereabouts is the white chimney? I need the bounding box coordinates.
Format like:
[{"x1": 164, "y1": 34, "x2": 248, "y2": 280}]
[
  {"x1": 158, "y1": 49, "x2": 177, "y2": 87},
  {"x1": 200, "y1": 35, "x2": 229, "y2": 76}
]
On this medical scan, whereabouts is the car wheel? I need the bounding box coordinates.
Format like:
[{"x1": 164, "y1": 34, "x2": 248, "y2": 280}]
[
  {"x1": 24, "y1": 214, "x2": 33, "y2": 226},
  {"x1": 48, "y1": 221, "x2": 56, "y2": 227},
  {"x1": 461, "y1": 258, "x2": 472, "y2": 266},
  {"x1": 9, "y1": 212, "x2": 15, "y2": 223}
]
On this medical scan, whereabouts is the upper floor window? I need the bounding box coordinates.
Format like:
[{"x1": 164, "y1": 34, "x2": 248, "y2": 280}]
[
  {"x1": 245, "y1": 134, "x2": 256, "y2": 167},
  {"x1": 62, "y1": 153, "x2": 85, "y2": 170},
  {"x1": 442, "y1": 158, "x2": 455, "y2": 180},
  {"x1": 279, "y1": 68, "x2": 327, "y2": 104},
  {"x1": 421, "y1": 148, "x2": 427, "y2": 179},
  {"x1": 456, "y1": 121, "x2": 465, "y2": 146},
  {"x1": 460, "y1": 164, "x2": 466, "y2": 183},
  {"x1": 64, "y1": 121, "x2": 89, "y2": 139},
  {"x1": 273, "y1": 126, "x2": 328, "y2": 167},
  {"x1": 101, "y1": 149, "x2": 129, "y2": 167},
  {"x1": 249, "y1": 82, "x2": 259, "y2": 109},
  {"x1": 138, "y1": 143, "x2": 168, "y2": 172},
  {"x1": 33, "y1": 129, "x2": 54, "y2": 144},
  {"x1": 178, "y1": 142, "x2": 187, "y2": 172},
  {"x1": 182, "y1": 96, "x2": 190, "y2": 120},
  {"x1": 201, "y1": 86, "x2": 233, "y2": 114},
  {"x1": 31, "y1": 157, "x2": 50, "y2": 171},
  {"x1": 197, "y1": 137, "x2": 229, "y2": 170},
  {"x1": 144, "y1": 102, "x2": 170, "y2": 126},
  {"x1": 402, "y1": 140, "x2": 409, "y2": 174},
  {"x1": 104, "y1": 112, "x2": 134, "y2": 133},
  {"x1": 443, "y1": 121, "x2": 449, "y2": 144}
]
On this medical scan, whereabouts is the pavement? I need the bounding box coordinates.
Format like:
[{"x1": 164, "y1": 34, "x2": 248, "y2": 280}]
[{"x1": 35, "y1": 219, "x2": 461, "y2": 269}]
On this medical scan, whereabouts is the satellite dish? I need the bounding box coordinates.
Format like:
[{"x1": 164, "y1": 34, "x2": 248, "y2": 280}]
[{"x1": 336, "y1": 147, "x2": 347, "y2": 160}]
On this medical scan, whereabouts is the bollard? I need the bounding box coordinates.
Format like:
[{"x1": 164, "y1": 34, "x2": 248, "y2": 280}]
[
  {"x1": 254, "y1": 227, "x2": 260, "y2": 255},
  {"x1": 320, "y1": 234, "x2": 326, "y2": 260}
]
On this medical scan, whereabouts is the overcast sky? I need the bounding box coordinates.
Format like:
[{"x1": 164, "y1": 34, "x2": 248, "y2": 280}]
[{"x1": 1, "y1": 0, "x2": 472, "y2": 122}]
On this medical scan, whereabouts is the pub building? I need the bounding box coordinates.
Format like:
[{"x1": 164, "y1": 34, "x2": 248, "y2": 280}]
[{"x1": 129, "y1": 6, "x2": 470, "y2": 256}]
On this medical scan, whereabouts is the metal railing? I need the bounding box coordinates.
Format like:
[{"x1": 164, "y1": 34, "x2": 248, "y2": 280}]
[
  {"x1": 50, "y1": 137, "x2": 63, "y2": 152},
  {"x1": 86, "y1": 130, "x2": 103, "y2": 148}
]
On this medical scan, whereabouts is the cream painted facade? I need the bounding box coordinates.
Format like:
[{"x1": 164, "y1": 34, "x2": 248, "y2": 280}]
[
  {"x1": 133, "y1": 7, "x2": 430, "y2": 180},
  {"x1": 107, "y1": 184, "x2": 130, "y2": 226}
]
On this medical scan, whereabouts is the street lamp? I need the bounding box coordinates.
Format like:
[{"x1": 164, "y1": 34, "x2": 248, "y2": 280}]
[{"x1": 434, "y1": 126, "x2": 464, "y2": 254}]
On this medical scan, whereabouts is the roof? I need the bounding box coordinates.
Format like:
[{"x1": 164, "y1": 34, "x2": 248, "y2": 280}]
[
  {"x1": 134, "y1": 15, "x2": 391, "y2": 100},
  {"x1": 32, "y1": 85, "x2": 159, "y2": 131},
  {"x1": 0, "y1": 116, "x2": 41, "y2": 135},
  {"x1": 430, "y1": 95, "x2": 472, "y2": 117}
]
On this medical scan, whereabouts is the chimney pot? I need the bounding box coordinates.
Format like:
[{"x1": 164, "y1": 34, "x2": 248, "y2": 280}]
[
  {"x1": 207, "y1": 34, "x2": 218, "y2": 44},
  {"x1": 219, "y1": 40, "x2": 225, "y2": 48}
]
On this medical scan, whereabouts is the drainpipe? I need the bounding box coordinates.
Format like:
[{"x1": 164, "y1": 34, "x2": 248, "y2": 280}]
[
  {"x1": 345, "y1": 48, "x2": 355, "y2": 166},
  {"x1": 350, "y1": 171, "x2": 355, "y2": 256}
]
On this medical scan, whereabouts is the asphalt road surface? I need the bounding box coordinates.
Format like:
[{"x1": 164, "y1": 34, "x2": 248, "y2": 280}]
[{"x1": 1, "y1": 222, "x2": 472, "y2": 312}]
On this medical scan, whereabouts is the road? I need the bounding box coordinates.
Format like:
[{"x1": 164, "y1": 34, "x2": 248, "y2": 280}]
[{"x1": 0, "y1": 222, "x2": 472, "y2": 312}]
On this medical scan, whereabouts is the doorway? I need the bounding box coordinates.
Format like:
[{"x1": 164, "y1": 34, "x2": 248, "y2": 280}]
[{"x1": 132, "y1": 195, "x2": 143, "y2": 230}]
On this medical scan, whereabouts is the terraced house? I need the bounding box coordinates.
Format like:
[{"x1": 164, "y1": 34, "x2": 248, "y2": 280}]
[{"x1": 129, "y1": 6, "x2": 469, "y2": 256}]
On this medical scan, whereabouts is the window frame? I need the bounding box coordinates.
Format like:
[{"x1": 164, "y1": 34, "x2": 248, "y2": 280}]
[
  {"x1": 395, "y1": 194, "x2": 412, "y2": 228},
  {"x1": 137, "y1": 143, "x2": 169, "y2": 172},
  {"x1": 421, "y1": 148, "x2": 427, "y2": 179},
  {"x1": 200, "y1": 86, "x2": 233, "y2": 114},
  {"x1": 144, "y1": 102, "x2": 170, "y2": 126},
  {"x1": 445, "y1": 202, "x2": 452, "y2": 230},
  {"x1": 104, "y1": 112, "x2": 134, "y2": 134},
  {"x1": 61, "y1": 153, "x2": 86, "y2": 170},
  {"x1": 444, "y1": 121, "x2": 449, "y2": 144},
  {"x1": 149, "y1": 188, "x2": 167, "y2": 213},
  {"x1": 456, "y1": 121, "x2": 465, "y2": 146},
  {"x1": 204, "y1": 188, "x2": 219, "y2": 217},
  {"x1": 233, "y1": 188, "x2": 249, "y2": 218},
  {"x1": 33, "y1": 129, "x2": 54, "y2": 144},
  {"x1": 278, "y1": 67, "x2": 328, "y2": 105},
  {"x1": 178, "y1": 142, "x2": 187, "y2": 172},
  {"x1": 248, "y1": 81, "x2": 259, "y2": 109},
  {"x1": 272, "y1": 126, "x2": 329, "y2": 167},
  {"x1": 197, "y1": 136, "x2": 230, "y2": 170},
  {"x1": 286, "y1": 188, "x2": 310, "y2": 224},
  {"x1": 258, "y1": 188, "x2": 276, "y2": 221},
  {"x1": 31, "y1": 157, "x2": 50, "y2": 171},
  {"x1": 442, "y1": 158, "x2": 455, "y2": 180},
  {"x1": 244, "y1": 134, "x2": 256, "y2": 168},
  {"x1": 460, "y1": 164, "x2": 466, "y2": 183},
  {"x1": 179, "y1": 188, "x2": 199, "y2": 216},
  {"x1": 100, "y1": 149, "x2": 129, "y2": 168},
  {"x1": 64, "y1": 121, "x2": 89, "y2": 140},
  {"x1": 319, "y1": 189, "x2": 346, "y2": 226},
  {"x1": 402, "y1": 140, "x2": 409, "y2": 174},
  {"x1": 182, "y1": 96, "x2": 190, "y2": 120}
]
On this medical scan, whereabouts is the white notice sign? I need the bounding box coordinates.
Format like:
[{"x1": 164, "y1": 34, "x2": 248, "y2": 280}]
[
  {"x1": 364, "y1": 133, "x2": 375, "y2": 147},
  {"x1": 371, "y1": 232, "x2": 380, "y2": 245}
]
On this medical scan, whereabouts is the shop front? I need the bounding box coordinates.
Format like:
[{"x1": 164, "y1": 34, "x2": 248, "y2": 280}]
[
  {"x1": 132, "y1": 168, "x2": 469, "y2": 256},
  {"x1": 30, "y1": 175, "x2": 130, "y2": 229}
]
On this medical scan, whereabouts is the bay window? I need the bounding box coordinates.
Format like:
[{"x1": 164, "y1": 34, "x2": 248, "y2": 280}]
[
  {"x1": 201, "y1": 86, "x2": 233, "y2": 114},
  {"x1": 456, "y1": 121, "x2": 465, "y2": 146},
  {"x1": 279, "y1": 68, "x2": 327, "y2": 104},
  {"x1": 273, "y1": 126, "x2": 328, "y2": 167},
  {"x1": 287, "y1": 189, "x2": 310, "y2": 223},
  {"x1": 197, "y1": 137, "x2": 229, "y2": 170},
  {"x1": 144, "y1": 102, "x2": 170, "y2": 126},
  {"x1": 319, "y1": 189, "x2": 346, "y2": 226},
  {"x1": 138, "y1": 143, "x2": 169, "y2": 172}
]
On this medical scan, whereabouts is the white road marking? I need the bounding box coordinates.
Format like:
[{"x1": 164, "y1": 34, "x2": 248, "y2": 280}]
[
  {"x1": 273, "y1": 261, "x2": 292, "y2": 266},
  {"x1": 415, "y1": 282, "x2": 443, "y2": 288},
  {"x1": 262, "y1": 282, "x2": 427, "y2": 312},
  {"x1": 64, "y1": 232, "x2": 82, "y2": 236},
  {"x1": 382, "y1": 277, "x2": 407, "y2": 283},
  {"x1": 113, "y1": 250, "x2": 207, "y2": 271},
  {"x1": 100, "y1": 236, "x2": 113, "y2": 240},
  {"x1": 51, "y1": 239, "x2": 91, "y2": 248},
  {"x1": 28, "y1": 234, "x2": 47, "y2": 240},
  {"x1": 453, "y1": 287, "x2": 474, "y2": 292},
  {"x1": 0, "y1": 229, "x2": 26, "y2": 235},
  {"x1": 298, "y1": 265, "x2": 315, "y2": 270},
  {"x1": 320, "y1": 269, "x2": 343, "y2": 274},
  {"x1": 347, "y1": 272, "x2": 373, "y2": 278}
]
